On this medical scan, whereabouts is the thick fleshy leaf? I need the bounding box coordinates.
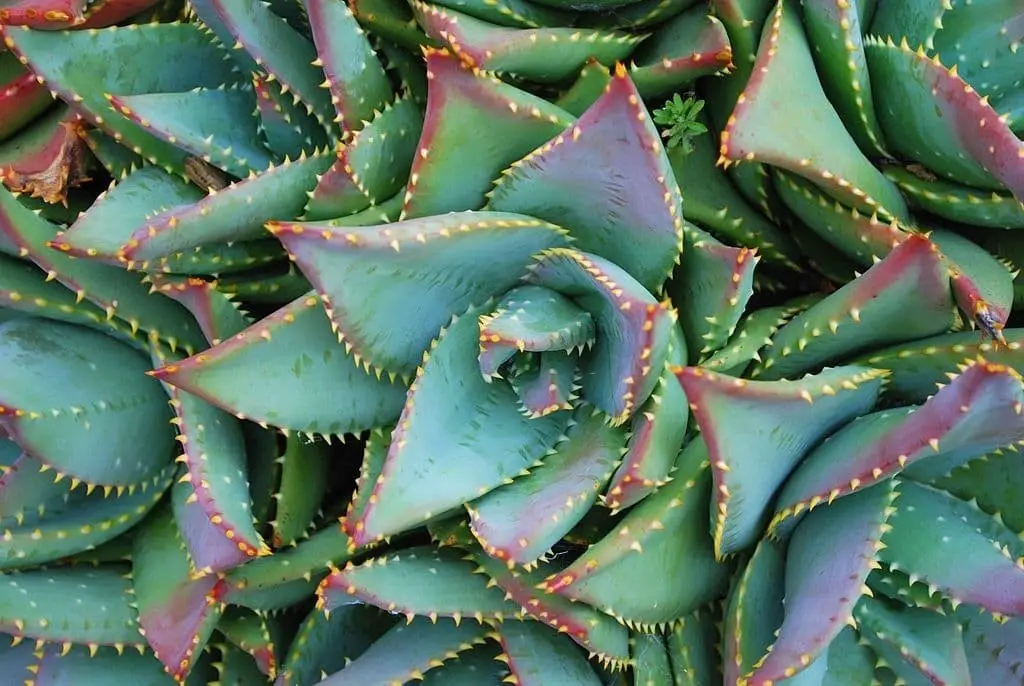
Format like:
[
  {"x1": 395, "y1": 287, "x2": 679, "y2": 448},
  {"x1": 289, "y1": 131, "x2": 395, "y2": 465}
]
[
  {"x1": 171, "y1": 478, "x2": 251, "y2": 576},
  {"x1": 959, "y1": 610, "x2": 1024, "y2": 685},
  {"x1": 132, "y1": 503, "x2": 227, "y2": 680},
  {"x1": 667, "y1": 605, "x2": 721, "y2": 685},
  {"x1": 884, "y1": 164, "x2": 1024, "y2": 229},
  {"x1": 400, "y1": 48, "x2": 574, "y2": 218},
  {"x1": 931, "y1": 228, "x2": 1015, "y2": 341},
  {"x1": 271, "y1": 434, "x2": 332, "y2": 547},
  {"x1": 0, "y1": 317, "x2": 175, "y2": 485},
  {"x1": 750, "y1": 234, "x2": 955, "y2": 381},
  {"x1": 317, "y1": 545, "x2": 524, "y2": 621},
  {"x1": 217, "y1": 606, "x2": 280, "y2": 678},
  {"x1": 467, "y1": 405, "x2": 625, "y2": 566},
  {"x1": 0, "y1": 105, "x2": 87, "y2": 206},
  {"x1": 495, "y1": 621, "x2": 603, "y2": 686},
  {"x1": 720, "y1": 0, "x2": 908, "y2": 220},
  {"x1": 864, "y1": 36, "x2": 1024, "y2": 200},
  {"x1": 488, "y1": 65, "x2": 684, "y2": 293},
  {"x1": 413, "y1": 3, "x2": 642, "y2": 82},
  {"x1": 345, "y1": 304, "x2": 569, "y2": 546},
  {"x1": 541, "y1": 440, "x2": 730, "y2": 629},
  {"x1": 629, "y1": 7, "x2": 733, "y2": 98},
  {"x1": 29, "y1": 644, "x2": 175, "y2": 685},
  {"x1": 316, "y1": 618, "x2": 490, "y2": 685},
  {"x1": 0, "y1": 565, "x2": 144, "y2": 647},
  {"x1": 147, "y1": 276, "x2": 251, "y2": 347},
  {"x1": 0, "y1": 50, "x2": 53, "y2": 142},
  {"x1": 108, "y1": 87, "x2": 273, "y2": 178},
  {"x1": 526, "y1": 249, "x2": 675, "y2": 425},
  {"x1": 252, "y1": 73, "x2": 327, "y2": 159},
  {"x1": 722, "y1": 539, "x2": 785, "y2": 684},
  {"x1": 854, "y1": 596, "x2": 971, "y2": 686},
  {"x1": 744, "y1": 481, "x2": 897, "y2": 685},
  {"x1": 151, "y1": 293, "x2": 408, "y2": 435},
  {"x1": 0, "y1": 447, "x2": 70, "y2": 524},
  {"x1": 2, "y1": 23, "x2": 241, "y2": 173},
  {"x1": 676, "y1": 365, "x2": 885, "y2": 557},
  {"x1": 304, "y1": 0, "x2": 394, "y2": 131},
  {"x1": 771, "y1": 359, "x2": 1024, "y2": 535},
  {"x1": 878, "y1": 480, "x2": 1024, "y2": 617},
  {"x1": 272, "y1": 210, "x2": 569, "y2": 378}
]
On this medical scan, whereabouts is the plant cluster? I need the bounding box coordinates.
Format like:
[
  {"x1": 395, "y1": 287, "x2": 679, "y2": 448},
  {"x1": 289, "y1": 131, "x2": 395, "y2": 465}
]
[{"x1": 0, "y1": 0, "x2": 1022, "y2": 683}]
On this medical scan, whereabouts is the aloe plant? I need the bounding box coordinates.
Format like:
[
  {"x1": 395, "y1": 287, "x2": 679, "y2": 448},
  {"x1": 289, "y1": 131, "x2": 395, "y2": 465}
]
[{"x1": 0, "y1": 0, "x2": 1022, "y2": 683}]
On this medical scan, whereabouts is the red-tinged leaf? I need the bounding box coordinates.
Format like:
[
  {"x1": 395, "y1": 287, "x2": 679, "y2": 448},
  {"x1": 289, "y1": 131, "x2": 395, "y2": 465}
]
[
  {"x1": 271, "y1": 211, "x2": 570, "y2": 379},
  {"x1": 304, "y1": 0, "x2": 393, "y2": 132},
  {"x1": 487, "y1": 64, "x2": 684, "y2": 294},
  {"x1": 75, "y1": 0, "x2": 164, "y2": 28},
  {"x1": 675, "y1": 365, "x2": 886, "y2": 557},
  {"x1": 525, "y1": 249, "x2": 675, "y2": 425},
  {"x1": 147, "y1": 276, "x2": 250, "y2": 347},
  {"x1": 467, "y1": 405, "x2": 625, "y2": 567},
  {"x1": 720, "y1": 0, "x2": 908, "y2": 220},
  {"x1": 171, "y1": 479, "x2": 251, "y2": 577},
  {"x1": 0, "y1": 0, "x2": 86, "y2": 27},
  {"x1": 132, "y1": 503, "x2": 226, "y2": 681},
  {"x1": 400, "y1": 48, "x2": 574, "y2": 219},
  {"x1": 770, "y1": 359, "x2": 1024, "y2": 536},
  {"x1": 217, "y1": 606, "x2": 280, "y2": 679},
  {"x1": 541, "y1": 440, "x2": 730, "y2": 630},
  {"x1": 0, "y1": 51, "x2": 53, "y2": 141},
  {"x1": 750, "y1": 234, "x2": 955, "y2": 381},
  {"x1": 508, "y1": 350, "x2": 579, "y2": 418},
  {"x1": 317, "y1": 545, "x2": 524, "y2": 622},
  {"x1": 864, "y1": 36, "x2": 1024, "y2": 202},
  {"x1": 0, "y1": 105, "x2": 89, "y2": 205},
  {"x1": 878, "y1": 480, "x2": 1024, "y2": 617},
  {"x1": 603, "y1": 322, "x2": 688, "y2": 512},
  {"x1": 722, "y1": 539, "x2": 785, "y2": 685},
  {"x1": 744, "y1": 481, "x2": 898, "y2": 685}
]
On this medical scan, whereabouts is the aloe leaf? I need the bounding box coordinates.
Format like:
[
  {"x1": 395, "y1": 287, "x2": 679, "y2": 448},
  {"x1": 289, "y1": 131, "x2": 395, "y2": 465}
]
[
  {"x1": 271, "y1": 434, "x2": 332, "y2": 547},
  {"x1": 108, "y1": 87, "x2": 273, "y2": 179},
  {"x1": 147, "y1": 276, "x2": 251, "y2": 347},
  {"x1": 212, "y1": 641, "x2": 267, "y2": 683},
  {"x1": 171, "y1": 478, "x2": 251, "y2": 577},
  {"x1": 931, "y1": 228, "x2": 1015, "y2": 339},
  {"x1": 399, "y1": 48, "x2": 574, "y2": 219},
  {"x1": 745, "y1": 481, "x2": 897, "y2": 685},
  {"x1": 153, "y1": 238, "x2": 286, "y2": 277},
  {"x1": 0, "y1": 51, "x2": 53, "y2": 142},
  {"x1": 629, "y1": 7, "x2": 733, "y2": 98},
  {"x1": 429, "y1": 0, "x2": 571, "y2": 27},
  {"x1": 272, "y1": 211, "x2": 569, "y2": 379},
  {"x1": 278, "y1": 603, "x2": 397, "y2": 686},
  {"x1": 318, "y1": 544, "x2": 524, "y2": 621},
  {"x1": 216, "y1": 606, "x2": 279, "y2": 678},
  {"x1": 854, "y1": 597, "x2": 971, "y2": 686},
  {"x1": 316, "y1": 617, "x2": 490, "y2": 684},
  {"x1": 252, "y1": 74, "x2": 327, "y2": 159},
  {"x1": 53, "y1": 166, "x2": 203, "y2": 264},
  {"x1": 3, "y1": 23, "x2": 241, "y2": 173},
  {"x1": 0, "y1": 565, "x2": 144, "y2": 647},
  {"x1": 772, "y1": 170, "x2": 909, "y2": 268},
  {"x1": 800, "y1": 0, "x2": 888, "y2": 157},
  {"x1": 132, "y1": 503, "x2": 226, "y2": 681},
  {"x1": 542, "y1": 440, "x2": 730, "y2": 629},
  {"x1": 868, "y1": 0, "x2": 945, "y2": 49},
  {"x1": 526, "y1": 249, "x2": 675, "y2": 424},
  {"x1": 0, "y1": 105, "x2": 85, "y2": 206},
  {"x1": 0, "y1": 465, "x2": 173, "y2": 571},
  {"x1": 669, "y1": 223, "x2": 758, "y2": 357},
  {"x1": 418, "y1": 643, "x2": 509, "y2": 684},
  {"x1": 122, "y1": 152, "x2": 334, "y2": 264},
  {"x1": 722, "y1": 539, "x2": 785, "y2": 684},
  {"x1": 878, "y1": 480, "x2": 1024, "y2": 617},
  {"x1": 701, "y1": 299, "x2": 816, "y2": 377},
  {"x1": 467, "y1": 405, "x2": 625, "y2": 566},
  {"x1": 750, "y1": 234, "x2": 955, "y2": 381},
  {"x1": 341, "y1": 429, "x2": 389, "y2": 544},
  {"x1": 487, "y1": 66, "x2": 683, "y2": 294},
  {"x1": 959, "y1": 610, "x2": 1024, "y2": 684},
  {"x1": 0, "y1": 317, "x2": 175, "y2": 485},
  {"x1": 864, "y1": 36, "x2": 1024, "y2": 200},
  {"x1": 304, "y1": 0, "x2": 394, "y2": 132},
  {"x1": 632, "y1": 631, "x2": 674, "y2": 685},
  {"x1": 665, "y1": 116, "x2": 802, "y2": 271},
  {"x1": 477, "y1": 285, "x2": 595, "y2": 378},
  {"x1": 495, "y1": 621, "x2": 603, "y2": 685},
  {"x1": 930, "y1": 448, "x2": 1024, "y2": 535},
  {"x1": 152, "y1": 292, "x2": 408, "y2": 435},
  {"x1": 771, "y1": 359, "x2": 1024, "y2": 535},
  {"x1": 414, "y1": 3, "x2": 642, "y2": 83},
  {"x1": 346, "y1": 304, "x2": 569, "y2": 546},
  {"x1": 667, "y1": 605, "x2": 721, "y2": 685},
  {"x1": 932, "y1": 1, "x2": 1024, "y2": 98},
  {"x1": 854, "y1": 329, "x2": 1024, "y2": 403},
  {"x1": 301, "y1": 97, "x2": 422, "y2": 220},
  {"x1": 0, "y1": 448, "x2": 70, "y2": 524},
  {"x1": 0, "y1": 187, "x2": 205, "y2": 351},
  {"x1": 884, "y1": 164, "x2": 1024, "y2": 229},
  {"x1": 214, "y1": 261, "x2": 313, "y2": 305},
  {"x1": 81, "y1": 128, "x2": 144, "y2": 181},
  {"x1": 555, "y1": 60, "x2": 612, "y2": 116},
  {"x1": 210, "y1": 0, "x2": 335, "y2": 129},
  {"x1": 721, "y1": 0, "x2": 907, "y2": 220},
  {"x1": 676, "y1": 365, "x2": 885, "y2": 556},
  {"x1": 29, "y1": 644, "x2": 175, "y2": 685},
  {"x1": 603, "y1": 323, "x2": 688, "y2": 512}
]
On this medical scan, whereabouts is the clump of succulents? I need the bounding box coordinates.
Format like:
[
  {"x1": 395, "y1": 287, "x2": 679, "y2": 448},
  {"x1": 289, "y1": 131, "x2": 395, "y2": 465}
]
[{"x1": 0, "y1": 0, "x2": 1022, "y2": 683}]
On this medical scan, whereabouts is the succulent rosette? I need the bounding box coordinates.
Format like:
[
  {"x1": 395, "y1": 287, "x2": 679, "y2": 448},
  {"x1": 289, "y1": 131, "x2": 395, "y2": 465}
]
[{"x1": 0, "y1": 0, "x2": 1021, "y2": 683}]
